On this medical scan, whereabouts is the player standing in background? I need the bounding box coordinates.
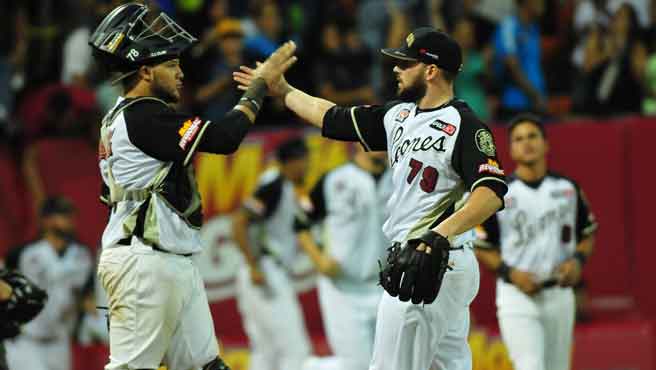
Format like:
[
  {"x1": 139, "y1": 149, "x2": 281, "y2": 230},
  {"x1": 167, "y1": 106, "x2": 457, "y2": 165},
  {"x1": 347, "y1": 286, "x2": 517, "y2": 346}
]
[
  {"x1": 297, "y1": 148, "x2": 391, "y2": 370},
  {"x1": 232, "y1": 138, "x2": 312, "y2": 370},
  {"x1": 90, "y1": 3, "x2": 297, "y2": 370},
  {"x1": 235, "y1": 26, "x2": 508, "y2": 370},
  {"x1": 5, "y1": 197, "x2": 92, "y2": 370},
  {"x1": 475, "y1": 114, "x2": 597, "y2": 370}
]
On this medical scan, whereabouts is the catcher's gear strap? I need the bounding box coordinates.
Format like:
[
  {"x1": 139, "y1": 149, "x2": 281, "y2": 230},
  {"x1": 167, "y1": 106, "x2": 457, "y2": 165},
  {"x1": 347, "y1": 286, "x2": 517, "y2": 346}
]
[
  {"x1": 202, "y1": 357, "x2": 231, "y2": 370},
  {"x1": 100, "y1": 97, "x2": 202, "y2": 246}
]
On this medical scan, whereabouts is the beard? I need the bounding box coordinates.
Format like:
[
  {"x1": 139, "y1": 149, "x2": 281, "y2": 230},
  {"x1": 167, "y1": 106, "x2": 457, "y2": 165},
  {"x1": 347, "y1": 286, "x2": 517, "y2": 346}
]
[
  {"x1": 152, "y1": 80, "x2": 179, "y2": 103},
  {"x1": 52, "y1": 227, "x2": 76, "y2": 242},
  {"x1": 370, "y1": 157, "x2": 388, "y2": 173},
  {"x1": 396, "y1": 77, "x2": 427, "y2": 103}
]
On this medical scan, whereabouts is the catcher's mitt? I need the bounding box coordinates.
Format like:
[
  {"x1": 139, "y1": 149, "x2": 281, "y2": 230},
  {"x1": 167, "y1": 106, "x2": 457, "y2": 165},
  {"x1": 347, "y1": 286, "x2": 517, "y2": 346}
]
[
  {"x1": 379, "y1": 231, "x2": 452, "y2": 304},
  {"x1": 0, "y1": 270, "x2": 48, "y2": 325}
]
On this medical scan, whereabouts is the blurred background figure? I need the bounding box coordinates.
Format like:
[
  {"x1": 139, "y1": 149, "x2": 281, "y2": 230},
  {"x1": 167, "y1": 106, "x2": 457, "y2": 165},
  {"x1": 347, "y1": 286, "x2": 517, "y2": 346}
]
[
  {"x1": 196, "y1": 18, "x2": 247, "y2": 118},
  {"x1": 5, "y1": 196, "x2": 92, "y2": 370},
  {"x1": 493, "y1": 0, "x2": 547, "y2": 119},
  {"x1": 232, "y1": 138, "x2": 312, "y2": 370}
]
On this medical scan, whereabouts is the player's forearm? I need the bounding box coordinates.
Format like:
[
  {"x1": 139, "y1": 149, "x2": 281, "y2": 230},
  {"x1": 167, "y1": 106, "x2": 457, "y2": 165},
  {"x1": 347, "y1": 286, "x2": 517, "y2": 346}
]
[
  {"x1": 434, "y1": 186, "x2": 502, "y2": 238},
  {"x1": 284, "y1": 87, "x2": 336, "y2": 128},
  {"x1": 231, "y1": 211, "x2": 259, "y2": 267},
  {"x1": 506, "y1": 58, "x2": 542, "y2": 101},
  {"x1": 297, "y1": 231, "x2": 325, "y2": 268},
  {"x1": 574, "y1": 235, "x2": 594, "y2": 263},
  {"x1": 474, "y1": 248, "x2": 503, "y2": 272}
]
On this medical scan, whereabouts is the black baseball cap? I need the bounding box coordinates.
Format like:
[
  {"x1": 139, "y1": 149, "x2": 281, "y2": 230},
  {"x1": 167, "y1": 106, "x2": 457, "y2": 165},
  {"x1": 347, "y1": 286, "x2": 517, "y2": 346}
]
[
  {"x1": 40, "y1": 196, "x2": 75, "y2": 217},
  {"x1": 276, "y1": 137, "x2": 308, "y2": 162},
  {"x1": 381, "y1": 27, "x2": 463, "y2": 74}
]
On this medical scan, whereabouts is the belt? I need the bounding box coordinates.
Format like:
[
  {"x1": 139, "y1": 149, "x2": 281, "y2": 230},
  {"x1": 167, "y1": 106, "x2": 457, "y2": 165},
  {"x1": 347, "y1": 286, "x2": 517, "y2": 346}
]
[
  {"x1": 393, "y1": 242, "x2": 464, "y2": 251},
  {"x1": 117, "y1": 237, "x2": 192, "y2": 257}
]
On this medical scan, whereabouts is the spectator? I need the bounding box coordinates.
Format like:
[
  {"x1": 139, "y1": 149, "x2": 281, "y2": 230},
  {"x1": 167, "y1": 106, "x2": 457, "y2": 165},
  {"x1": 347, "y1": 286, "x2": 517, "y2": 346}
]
[
  {"x1": 196, "y1": 19, "x2": 246, "y2": 119},
  {"x1": 0, "y1": 3, "x2": 27, "y2": 124},
  {"x1": 452, "y1": 17, "x2": 491, "y2": 120},
  {"x1": 314, "y1": 23, "x2": 375, "y2": 106},
  {"x1": 244, "y1": 1, "x2": 283, "y2": 60},
  {"x1": 573, "y1": 3, "x2": 647, "y2": 116},
  {"x1": 492, "y1": 0, "x2": 547, "y2": 120}
]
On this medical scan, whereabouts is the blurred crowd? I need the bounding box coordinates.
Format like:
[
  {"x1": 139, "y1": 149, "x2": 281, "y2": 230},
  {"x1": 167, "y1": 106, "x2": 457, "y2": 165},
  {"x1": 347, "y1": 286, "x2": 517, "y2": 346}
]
[{"x1": 2, "y1": 0, "x2": 656, "y2": 144}]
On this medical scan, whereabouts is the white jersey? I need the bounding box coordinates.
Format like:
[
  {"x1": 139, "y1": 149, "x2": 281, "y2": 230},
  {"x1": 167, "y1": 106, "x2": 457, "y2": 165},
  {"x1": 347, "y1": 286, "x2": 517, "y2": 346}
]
[
  {"x1": 323, "y1": 99, "x2": 507, "y2": 245},
  {"x1": 243, "y1": 168, "x2": 302, "y2": 267},
  {"x1": 16, "y1": 239, "x2": 92, "y2": 340},
  {"x1": 99, "y1": 97, "x2": 209, "y2": 254},
  {"x1": 476, "y1": 172, "x2": 598, "y2": 281},
  {"x1": 306, "y1": 163, "x2": 392, "y2": 286}
]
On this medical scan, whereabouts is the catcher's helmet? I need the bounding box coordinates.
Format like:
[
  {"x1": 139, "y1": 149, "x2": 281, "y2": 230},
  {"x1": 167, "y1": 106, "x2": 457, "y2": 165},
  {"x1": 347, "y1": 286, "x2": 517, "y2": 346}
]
[{"x1": 89, "y1": 2, "x2": 197, "y2": 72}]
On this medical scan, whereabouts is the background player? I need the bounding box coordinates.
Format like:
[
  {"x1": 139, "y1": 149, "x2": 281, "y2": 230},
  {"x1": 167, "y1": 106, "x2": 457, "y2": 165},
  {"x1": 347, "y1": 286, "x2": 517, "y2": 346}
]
[
  {"x1": 232, "y1": 138, "x2": 312, "y2": 370},
  {"x1": 90, "y1": 3, "x2": 297, "y2": 370},
  {"x1": 5, "y1": 196, "x2": 92, "y2": 370},
  {"x1": 475, "y1": 114, "x2": 597, "y2": 370},
  {"x1": 235, "y1": 27, "x2": 507, "y2": 370},
  {"x1": 297, "y1": 148, "x2": 390, "y2": 370}
]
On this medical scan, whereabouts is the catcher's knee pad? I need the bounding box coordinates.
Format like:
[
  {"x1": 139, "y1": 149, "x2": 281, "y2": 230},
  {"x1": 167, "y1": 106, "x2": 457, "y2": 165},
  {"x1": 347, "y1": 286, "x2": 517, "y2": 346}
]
[{"x1": 202, "y1": 357, "x2": 230, "y2": 370}]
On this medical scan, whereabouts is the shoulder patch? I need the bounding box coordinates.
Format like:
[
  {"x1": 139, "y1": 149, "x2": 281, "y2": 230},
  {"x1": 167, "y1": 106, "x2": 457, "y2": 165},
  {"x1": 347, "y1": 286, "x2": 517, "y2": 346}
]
[
  {"x1": 178, "y1": 117, "x2": 203, "y2": 150},
  {"x1": 395, "y1": 108, "x2": 411, "y2": 123},
  {"x1": 475, "y1": 129, "x2": 496, "y2": 156}
]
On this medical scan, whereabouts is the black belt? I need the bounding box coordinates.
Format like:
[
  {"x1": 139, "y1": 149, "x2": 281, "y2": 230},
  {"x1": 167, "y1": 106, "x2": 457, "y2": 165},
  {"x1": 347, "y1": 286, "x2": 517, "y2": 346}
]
[
  {"x1": 393, "y1": 242, "x2": 464, "y2": 251},
  {"x1": 117, "y1": 237, "x2": 192, "y2": 257}
]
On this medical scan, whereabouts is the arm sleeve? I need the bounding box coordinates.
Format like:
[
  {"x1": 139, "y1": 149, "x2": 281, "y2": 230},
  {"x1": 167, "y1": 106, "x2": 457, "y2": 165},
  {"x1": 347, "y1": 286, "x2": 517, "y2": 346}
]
[
  {"x1": 293, "y1": 176, "x2": 328, "y2": 232},
  {"x1": 574, "y1": 186, "x2": 598, "y2": 242},
  {"x1": 474, "y1": 214, "x2": 501, "y2": 249},
  {"x1": 242, "y1": 177, "x2": 284, "y2": 221},
  {"x1": 125, "y1": 101, "x2": 251, "y2": 166},
  {"x1": 322, "y1": 101, "x2": 400, "y2": 151},
  {"x1": 452, "y1": 117, "x2": 508, "y2": 202}
]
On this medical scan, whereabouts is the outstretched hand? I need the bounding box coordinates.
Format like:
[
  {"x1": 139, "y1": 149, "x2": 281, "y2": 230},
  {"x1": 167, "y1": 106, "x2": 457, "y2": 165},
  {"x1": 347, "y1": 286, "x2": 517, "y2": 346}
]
[{"x1": 233, "y1": 41, "x2": 296, "y2": 97}]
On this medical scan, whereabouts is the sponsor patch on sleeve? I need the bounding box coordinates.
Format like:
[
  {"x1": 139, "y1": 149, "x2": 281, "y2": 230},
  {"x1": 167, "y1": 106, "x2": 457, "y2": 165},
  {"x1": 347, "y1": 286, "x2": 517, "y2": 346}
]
[
  {"x1": 478, "y1": 159, "x2": 504, "y2": 176},
  {"x1": 178, "y1": 117, "x2": 203, "y2": 150}
]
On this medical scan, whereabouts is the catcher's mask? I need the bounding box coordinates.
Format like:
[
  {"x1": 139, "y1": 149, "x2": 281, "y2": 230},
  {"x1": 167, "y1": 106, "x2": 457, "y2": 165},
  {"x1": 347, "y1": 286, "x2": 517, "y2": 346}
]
[{"x1": 89, "y1": 2, "x2": 197, "y2": 83}]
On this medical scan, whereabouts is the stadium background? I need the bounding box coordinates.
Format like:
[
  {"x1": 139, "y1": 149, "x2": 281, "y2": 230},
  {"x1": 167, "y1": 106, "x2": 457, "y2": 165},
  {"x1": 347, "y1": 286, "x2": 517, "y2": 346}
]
[{"x1": 1, "y1": 0, "x2": 655, "y2": 369}]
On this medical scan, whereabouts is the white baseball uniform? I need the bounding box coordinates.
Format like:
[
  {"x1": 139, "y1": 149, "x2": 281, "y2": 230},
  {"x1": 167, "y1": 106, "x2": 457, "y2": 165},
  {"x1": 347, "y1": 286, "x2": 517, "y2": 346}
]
[
  {"x1": 5, "y1": 239, "x2": 92, "y2": 370},
  {"x1": 476, "y1": 172, "x2": 597, "y2": 370},
  {"x1": 301, "y1": 163, "x2": 391, "y2": 370},
  {"x1": 97, "y1": 96, "x2": 253, "y2": 370},
  {"x1": 321, "y1": 98, "x2": 508, "y2": 370},
  {"x1": 235, "y1": 168, "x2": 312, "y2": 370}
]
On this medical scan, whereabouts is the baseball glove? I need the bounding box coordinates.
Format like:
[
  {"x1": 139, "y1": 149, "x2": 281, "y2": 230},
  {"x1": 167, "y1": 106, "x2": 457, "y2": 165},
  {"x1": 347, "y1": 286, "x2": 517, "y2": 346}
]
[
  {"x1": 0, "y1": 270, "x2": 48, "y2": 325},
  {"x1": 379, "y1": 231, "x2": 452, "y2": 304}
]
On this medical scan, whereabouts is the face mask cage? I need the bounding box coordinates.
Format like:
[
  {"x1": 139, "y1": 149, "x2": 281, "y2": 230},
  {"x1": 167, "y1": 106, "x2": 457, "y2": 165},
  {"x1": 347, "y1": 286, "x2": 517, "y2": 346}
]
[{"x1": 130, "y1": 9, "x2": 197, "y2": 45}]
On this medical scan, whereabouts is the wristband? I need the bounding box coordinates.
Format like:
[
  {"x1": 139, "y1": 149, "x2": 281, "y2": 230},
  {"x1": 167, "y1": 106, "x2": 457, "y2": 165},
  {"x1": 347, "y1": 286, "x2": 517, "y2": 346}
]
[
  {"x1": 497, "y1": 262, "x2": 512, "y2": 283},
  {"x1": 573, "y1": 251, "x2": 588, "y2": 266},
  {"x1": 238, "y1": 78, "x2": 266, "y2": 114}
]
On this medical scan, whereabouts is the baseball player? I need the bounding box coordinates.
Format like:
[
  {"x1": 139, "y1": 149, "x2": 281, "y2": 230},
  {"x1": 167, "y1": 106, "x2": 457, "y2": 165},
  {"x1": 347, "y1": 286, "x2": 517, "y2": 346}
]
[
  {"x1": 235, "y1": 26, "x2": 508, "y2": 370},
  {"x1": 89, "y1": 3, "x2": 297, "y2": 370},
  {"x1": 474, "y1": 114, "x2": 597, "y2": 370},
  {"x1": 232, "y1": 138, "x2": 312, "y2": 370},
  {"x1": 297, "y1": 148, "x2": 391, "y2": 370},
  {"x1": 0, "y1": 267, "x2": 48, "y2": 370},
  {"x1": 5, "y1": 196, "x2": 92, "y2": 370}
]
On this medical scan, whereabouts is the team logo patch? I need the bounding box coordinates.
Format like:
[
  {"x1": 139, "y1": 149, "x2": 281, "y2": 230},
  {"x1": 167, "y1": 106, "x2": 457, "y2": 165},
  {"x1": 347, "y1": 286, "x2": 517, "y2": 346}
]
[
  {"x1": 178, "y1": 117, "x2": 202, "y2": 150},
  {"x1": 475, "y1": 129, "x2": 496, "y2": 156},
  {"x1": 395, "y1": 109, "x2": 411, "y2": 123},
  {"x1": 429, "y1": 119, "x2": 456, "y2": 135},
  {"x1": 406, "y1": 33, "x2": 415, "y2": 47}
]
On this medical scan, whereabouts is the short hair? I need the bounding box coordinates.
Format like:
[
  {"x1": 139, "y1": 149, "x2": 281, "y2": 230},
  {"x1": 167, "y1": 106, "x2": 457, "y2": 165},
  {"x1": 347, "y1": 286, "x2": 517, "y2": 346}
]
[
  {"x1": 120, "y1": 71, "x2": 142, "y2": 94},
  {"x1": 441, "y1": 69, "x2": 457, "y2": 83},
  {"x1": 276, "y1": 137, "x2": 308, "y2": 162},
  {"x1": 508, "y1": 113, "x2": 546, "y2": 139}
]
